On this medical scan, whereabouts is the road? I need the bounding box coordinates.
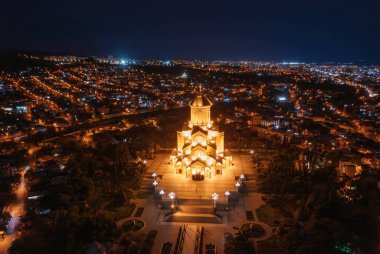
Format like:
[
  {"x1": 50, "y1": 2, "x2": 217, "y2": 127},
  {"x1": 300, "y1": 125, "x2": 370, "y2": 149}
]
[
  {"x1": 0, "y1": 170, "x2": 27, "y2": 254},
  {"x1": 39, "y1": 106, "x2": 184, "y2": 143}
]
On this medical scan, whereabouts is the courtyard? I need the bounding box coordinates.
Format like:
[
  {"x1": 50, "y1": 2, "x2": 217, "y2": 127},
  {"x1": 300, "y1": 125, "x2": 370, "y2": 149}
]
[
  {"x1": 145, "y1": 152, "x2": 256, "y2": 200},
  {"x1": 127, "y1": 151, "x2": 272, "y2": 254}
]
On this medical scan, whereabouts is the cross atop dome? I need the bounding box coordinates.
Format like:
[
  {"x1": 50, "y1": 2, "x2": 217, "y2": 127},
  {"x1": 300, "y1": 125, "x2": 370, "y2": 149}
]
[
  {"x1": 198, "y1": 84, "x2": 203, "y2": 93},
  {"x1": 190, "y1": 85, "x2": 212, "y2": 107}
]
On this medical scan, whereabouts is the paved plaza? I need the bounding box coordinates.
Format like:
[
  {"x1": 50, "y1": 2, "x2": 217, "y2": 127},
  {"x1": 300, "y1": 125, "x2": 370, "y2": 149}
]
[
  {"x1": 145, "y1": 152, "x2": 256, "y2": 200},
  {"x1": 125, "y1": 152, "x2": 272, "y2": 254}
]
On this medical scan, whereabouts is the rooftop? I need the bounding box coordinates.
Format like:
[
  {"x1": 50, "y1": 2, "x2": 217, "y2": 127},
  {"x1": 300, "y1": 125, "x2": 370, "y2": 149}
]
[{"x1": 190, "y1": 94, "x2": 212, "y2": 107}]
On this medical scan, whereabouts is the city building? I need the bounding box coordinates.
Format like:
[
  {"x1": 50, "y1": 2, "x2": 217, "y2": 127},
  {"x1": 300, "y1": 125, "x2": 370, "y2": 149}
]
[
  {"x1": 338, "y1": 160, "x2": 362, "y2": 177},
  {"x1": 170, "y1": 90, "x2": 232, "y2": 180}
]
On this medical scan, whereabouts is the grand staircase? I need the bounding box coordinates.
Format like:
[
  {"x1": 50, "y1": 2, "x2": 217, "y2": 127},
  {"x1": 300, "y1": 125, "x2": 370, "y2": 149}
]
[
  {"x1": 243, "y1": 173, "x2": 258, "y2": 193},
  {"x1": 164, "y1": 199, "x2": 223, "y2": 224},
  {"x1": 139, "y1": 173, "x2": 163, "y2": 193}
]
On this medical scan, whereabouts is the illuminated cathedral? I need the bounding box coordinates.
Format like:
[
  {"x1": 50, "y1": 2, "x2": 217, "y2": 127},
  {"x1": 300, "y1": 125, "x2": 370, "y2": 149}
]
[{"x1": 170, "y1": 90, "x2": 232, "y2": 181}]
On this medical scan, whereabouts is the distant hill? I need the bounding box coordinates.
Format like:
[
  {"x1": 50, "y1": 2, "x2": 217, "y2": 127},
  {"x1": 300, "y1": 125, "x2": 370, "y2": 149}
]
[{"x1": 0, "y1": 51, "x2": 56, "y2": 72}]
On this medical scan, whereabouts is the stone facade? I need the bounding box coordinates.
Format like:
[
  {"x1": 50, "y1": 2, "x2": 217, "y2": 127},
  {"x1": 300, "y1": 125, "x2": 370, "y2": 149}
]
[{"x1": 170, "y1": 93, "x2": 232, "y2": 180}]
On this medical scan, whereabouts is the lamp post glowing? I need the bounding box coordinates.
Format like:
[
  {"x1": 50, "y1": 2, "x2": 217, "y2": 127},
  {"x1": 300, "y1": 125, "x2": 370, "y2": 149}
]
[
  {"x1": 240, "y1": 174, "x2": 245, "y2": 183},
  {"x1": 235, "y1": 182, "x2": 241, "y2": 193},
  {"x1": 159, "y1": 189, "x2": 165, "y2": 198},
  {"x1": 169, "y1": 192, "x2": 176, "y2": 209},
  {"x1": 158, "y1": 189, "x2": 165, "y2": 205},
  {"x1": 225, "y1": 190, "x2": 230, "y2": 210},
  {"x1": 211, "y1": 193, "x2": 219, "y2": 209},
  {"x1": 153, "y1": 180, "x2": 158, "y2": 190},
  {"x1": 152, "y1": 172, "x2": 157, "y2": 180}
]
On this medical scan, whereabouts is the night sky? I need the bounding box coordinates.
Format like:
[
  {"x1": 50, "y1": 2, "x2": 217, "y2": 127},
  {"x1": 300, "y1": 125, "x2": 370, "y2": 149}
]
[{"x1": 1, "y1": 0, "x2": 379, "y2": 62}]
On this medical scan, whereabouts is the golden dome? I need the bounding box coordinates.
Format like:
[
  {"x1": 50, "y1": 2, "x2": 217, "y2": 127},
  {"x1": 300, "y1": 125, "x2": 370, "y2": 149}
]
[{"x1": 190, "y1": 94, "x2": 212, "y2": 107}]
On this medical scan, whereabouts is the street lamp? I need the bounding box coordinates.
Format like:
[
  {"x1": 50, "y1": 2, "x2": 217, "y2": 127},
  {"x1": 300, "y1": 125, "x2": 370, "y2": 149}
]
[
  {"x1": 169, "y1": 192, "x2": 176, "y2": 199},
  {"x1": 225, "y1": 190, "x2": 230, "y2": 207},
  {"x1": 153, "y1": 180, "x2": 158, "y2": 190},
  {"x1": 240, "y1": 174, "x2": 245, "y2": 183},
  {"x1": 211, "y1": 193, "x2": 219, "y2": 209},
  {"x1": 169, "y1": 192, "x2": 176, "y2": 209},
  {"x1": 159, "y1": 190, "x2": 165, "y2": 199},
  {"x1": 235, "y1": 182, "x2": 241, "y2": 193},
  {"x1": 152, "y1": 172, "x2": 157, "y2": 180}
]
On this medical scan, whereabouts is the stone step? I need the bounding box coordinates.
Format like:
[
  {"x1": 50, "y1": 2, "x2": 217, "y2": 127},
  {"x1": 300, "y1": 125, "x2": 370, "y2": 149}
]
[
  {"x1": 143, "y1": 175, "x2": 163, "y2": 180},
  {"x1": 179, "y1": 205, "x2": 213, "y2": 214},
  {"x1": 140, "y1": 179, "x2": 161, "y2": 186},
  {"x1": 165, "y1": 212, "x2": 223, "y2": 224},
  {"x1": 141, "y1": 180, "x2": 156, "y2": 184},
  {"x1": 159, "y1": 180, "x2": 238, "y2": 186},
  {"x1": 175, "y1": 212, "x2": 216, "y2": 217},
  {"x1": 159, "y1": 185, "x2": 238, "y2": 190},
  {"x1": 177, "y1": 199, "x2": 213, "y2": 205},
  {"x1": 140, "y1": 184, "x2": 154, "y2": 189}
]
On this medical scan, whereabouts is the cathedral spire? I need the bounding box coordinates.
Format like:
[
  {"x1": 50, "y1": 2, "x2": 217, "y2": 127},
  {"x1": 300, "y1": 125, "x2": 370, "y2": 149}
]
[
  {"x1": 190, "y1": 86, "x2": 212, "y2": 107},
  {"x1": 189, "y1": 86, "x2": 212, "y2": 126}
]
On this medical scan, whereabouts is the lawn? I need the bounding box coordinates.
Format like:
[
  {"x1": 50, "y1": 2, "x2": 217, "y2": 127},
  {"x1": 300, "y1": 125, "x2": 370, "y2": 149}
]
[
  {"x1": 121, "y1": 219, "x2": 145, "y2": 232},
  {"x1": 251, "y1": 223, "x2": 265, "y2": 238},
  {"x1": 257, "y1": 237, "x2": 284, "y2": 254},
  {"x1": 140, "y1": 230, "x2": 158, "y2": 254},
  {"x1": 246, "y1": 210, "x2": 254, "y2": 221},
  {"x1": 160, "y1": 242, "x2": 173, "y2": 254},
  {"x1": 113, "y1": 204, "x2": 136, "y2": 220},
  {"x1": 134, "y1": 207, "x2": 145, "y2": 217},
  {"x1": 256, "y1": 204, "x2": 281, "y2": 226},
  {"x1": 137, "y1": 191, "x2": 151, "y2": 199}
]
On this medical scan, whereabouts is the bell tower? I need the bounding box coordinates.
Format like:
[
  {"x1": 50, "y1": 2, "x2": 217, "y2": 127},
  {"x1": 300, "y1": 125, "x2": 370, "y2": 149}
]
[{"x1": 190, "y1": 88, "x2": 212, "y2": 127}]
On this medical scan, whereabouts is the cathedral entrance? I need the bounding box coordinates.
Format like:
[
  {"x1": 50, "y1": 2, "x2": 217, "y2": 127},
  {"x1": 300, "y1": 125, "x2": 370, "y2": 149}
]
[
  {"x1": 191, "y1": 168, "x2": 205, "y2": 181},
  {"x1": 192, "y1": 172, "x2": 204, "y2": 181}
]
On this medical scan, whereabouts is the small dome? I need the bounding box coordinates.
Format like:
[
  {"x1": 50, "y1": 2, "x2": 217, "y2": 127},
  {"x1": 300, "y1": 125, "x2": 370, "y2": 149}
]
[{"x1": 190, "y1": 94, "x2": 212, "y2": 107}]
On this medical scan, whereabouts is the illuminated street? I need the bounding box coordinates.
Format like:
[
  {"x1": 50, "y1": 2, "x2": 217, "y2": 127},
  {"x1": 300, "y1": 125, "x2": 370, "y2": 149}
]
[{"x1": 0, "y1": 170, "x2": 27, "y2": 254}]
